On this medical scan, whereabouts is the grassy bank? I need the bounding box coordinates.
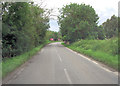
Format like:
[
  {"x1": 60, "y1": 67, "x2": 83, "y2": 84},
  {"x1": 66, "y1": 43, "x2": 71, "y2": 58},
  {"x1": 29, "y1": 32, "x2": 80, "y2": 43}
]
[
  {"x1": 62, "y1": 38, "x2": 118, "y2": 70},
  {"x1": 2, "y1": 40, "x2": 53, "y2": 78}
]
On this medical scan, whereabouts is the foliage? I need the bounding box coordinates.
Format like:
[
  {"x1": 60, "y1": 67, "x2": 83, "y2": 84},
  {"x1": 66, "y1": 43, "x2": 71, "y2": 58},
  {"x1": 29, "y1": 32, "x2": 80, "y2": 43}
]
[
  {"x1": 58, "y1": 3, "x2": 99, "y2": 43},
  {"x1": 45, "y1": 31, "x2": 61, "y2": 41},
  {"x1": 96, "y1": 25, "x2": 105, "y2": 40},
  {"x1": 2, "y1": 2, "x2": 50, "y2": 58},
  {"x1": 2, "y1": 40, "x2": 53, "y2": 78},
  {"x1": 70, "y1": 38, "x2": 118, "y2": 55},
  {"x1": 102, "y1": 15, "x2": 118, "y2": 39},
  {"x1": 62, "y1": 38, "x2": 118, "y2": 70}
]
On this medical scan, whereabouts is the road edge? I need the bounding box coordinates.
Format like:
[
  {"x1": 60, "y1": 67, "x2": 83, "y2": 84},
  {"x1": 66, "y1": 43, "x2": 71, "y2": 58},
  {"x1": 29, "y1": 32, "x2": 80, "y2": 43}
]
[{"x1": 62, "y1": 44, "x2": 119, "y2": 76}]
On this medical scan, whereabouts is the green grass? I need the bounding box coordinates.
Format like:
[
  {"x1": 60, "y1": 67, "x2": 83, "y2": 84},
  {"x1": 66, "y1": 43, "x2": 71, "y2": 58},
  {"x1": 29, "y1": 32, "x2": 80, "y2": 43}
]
[
  {"x1": 2, "y1": 40, "x2": 54, "y2": 78},
  {"x1": 62, "y1": 38, "x2": 118, "y2": 70}
]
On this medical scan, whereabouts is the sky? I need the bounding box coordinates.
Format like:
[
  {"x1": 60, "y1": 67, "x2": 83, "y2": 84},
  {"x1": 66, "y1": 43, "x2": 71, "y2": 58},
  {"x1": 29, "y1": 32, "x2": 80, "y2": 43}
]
[{"x1": 34, "y1": 0, "x2": 119, "y2": 32}]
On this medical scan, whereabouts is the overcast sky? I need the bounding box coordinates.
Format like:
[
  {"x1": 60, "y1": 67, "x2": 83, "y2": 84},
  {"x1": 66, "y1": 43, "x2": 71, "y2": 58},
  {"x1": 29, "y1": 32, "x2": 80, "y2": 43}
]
[{"x1": 34, "y1": 0, "x2": 119, "y2": 32}]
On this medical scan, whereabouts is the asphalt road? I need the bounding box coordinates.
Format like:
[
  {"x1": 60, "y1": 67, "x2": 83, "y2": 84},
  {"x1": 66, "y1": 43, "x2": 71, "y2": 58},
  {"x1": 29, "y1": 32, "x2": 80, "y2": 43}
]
[{"x1": 4, "y1": 42, "x2": 118, "y2": 84}]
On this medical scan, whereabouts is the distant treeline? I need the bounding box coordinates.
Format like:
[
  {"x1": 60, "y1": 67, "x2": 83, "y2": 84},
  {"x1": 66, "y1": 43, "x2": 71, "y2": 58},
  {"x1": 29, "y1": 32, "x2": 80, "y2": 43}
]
[
  {"x1": 58, "y1": 3, "x2": 119, "y2": 43},
  {"x1": 2, "y1": 2, "x2": 50, "y2": 58},
  {"x1": 45, "y1": 30, "x2": 61, "y2": 41}
]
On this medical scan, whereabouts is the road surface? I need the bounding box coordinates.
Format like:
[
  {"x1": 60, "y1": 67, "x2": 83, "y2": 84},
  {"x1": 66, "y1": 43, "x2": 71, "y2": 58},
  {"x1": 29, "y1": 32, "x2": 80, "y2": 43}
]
[{"x1": 4, "y1": 42, "x2": 118, "y2": 84}]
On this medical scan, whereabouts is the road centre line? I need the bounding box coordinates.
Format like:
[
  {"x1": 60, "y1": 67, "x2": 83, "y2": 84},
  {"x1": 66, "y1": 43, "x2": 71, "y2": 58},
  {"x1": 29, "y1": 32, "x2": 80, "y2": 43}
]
[
  {"x1": 54, "y1": 45, "x2": 63, "y2": 62},
  {"x1": 54, "y1": 44, "x2": 72, "y2": 83},
  {"x1": 58, "y1": 54, "x2": 62, "y2": 62},
  {"x1": 64, "y1": 68, "x2": 72, "y2": 84}
]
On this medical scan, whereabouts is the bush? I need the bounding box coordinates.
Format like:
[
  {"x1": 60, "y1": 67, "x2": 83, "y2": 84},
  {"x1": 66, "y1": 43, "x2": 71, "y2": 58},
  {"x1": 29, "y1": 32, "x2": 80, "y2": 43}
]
[
  {"x1": 2, "y1": 2, "x2": 49, "y2": 58},
  {"x1": 71, "y1": 38, "x2": 118, "y2": 56},
  {"x1": 62, "y1": 38, "x2": 118, "y2": 70}
]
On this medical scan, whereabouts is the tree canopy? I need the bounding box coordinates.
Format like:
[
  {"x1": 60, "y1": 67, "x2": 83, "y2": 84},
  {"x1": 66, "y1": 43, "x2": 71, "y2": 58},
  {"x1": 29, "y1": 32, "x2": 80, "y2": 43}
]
[
  {"x1": 58, "y1": 3, "x2": 99, "y2": 43},
  {"x1": 2, "y1": 2, "x2": 50, "y2": 58},
  {"x1": 102, "y1": 15, "x2": 118, "y2": 39},
  {"x1": 45, "y1": 30, "x2": 61, "y2": 41}
]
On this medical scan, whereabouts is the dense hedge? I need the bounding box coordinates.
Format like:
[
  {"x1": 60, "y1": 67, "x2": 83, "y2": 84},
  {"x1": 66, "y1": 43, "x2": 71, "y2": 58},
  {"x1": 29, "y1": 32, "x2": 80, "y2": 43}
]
[
  {"x1": 2, "y1": 2, "x2": 50, "y2": 58},
  {"x1": 70, "y1": 38, "x2": 118, "y2": 55}
]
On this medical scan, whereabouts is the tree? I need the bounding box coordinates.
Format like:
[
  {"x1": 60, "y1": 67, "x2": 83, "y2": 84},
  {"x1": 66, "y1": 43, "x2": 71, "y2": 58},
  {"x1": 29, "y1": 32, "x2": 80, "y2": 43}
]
[
  {"x1": 97, "y1": 25, "x2": 105, "y2": 40},
  {"x1": 2, "y1": 2, "x2": 50, "y2": 58},
  {"x1": 58, "y1": 3, "x2": 99, "y2": 43},
  {"x1": 102, "y1": 15, "x2": 118, "y2": 39},
  {"x1": 45, "y1": 31, "x2": 59, "y2": 41}
]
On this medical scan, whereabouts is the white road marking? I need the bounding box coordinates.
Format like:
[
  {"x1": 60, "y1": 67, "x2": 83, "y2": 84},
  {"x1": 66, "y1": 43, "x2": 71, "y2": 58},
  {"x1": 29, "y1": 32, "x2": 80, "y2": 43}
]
[
  {"x1": 65, "y1": 47, "x2": 118, "y2": 76},
  {"x1": 99, "y1": 66, "x2": 112, "y2": 72},
  {"x1": 113, "y1": 72, "x2": 118, "y2": 76},
  {"x1": 66, "y1": 47, "x2": 98, "y2": 64},
  {"x1": 54, "y1": 45, "x2": 63, "y2": 62},
  {"x1": 58, "y1": 55, "x2": 62, "y2": 62},
  {"x1": 92, "y1": 61, "x2": 98, "y2": 65},
  {"x1": 64, "y1": 68, "x2": 72, "y2": 84}
]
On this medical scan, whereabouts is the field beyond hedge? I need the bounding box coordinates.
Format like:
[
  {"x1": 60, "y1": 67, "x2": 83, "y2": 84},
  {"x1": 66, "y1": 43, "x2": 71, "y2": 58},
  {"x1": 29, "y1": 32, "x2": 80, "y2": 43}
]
[{"x1": 62, "y1": 38, "x2": 118, "y2": 70}]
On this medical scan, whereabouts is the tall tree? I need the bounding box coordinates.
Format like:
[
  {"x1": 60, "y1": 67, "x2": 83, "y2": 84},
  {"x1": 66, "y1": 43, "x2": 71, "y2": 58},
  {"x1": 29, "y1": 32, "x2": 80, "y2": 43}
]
[
  {"x1": 102, "y1": 15, "x2": 118, "y2": 39},
  {"x1": 58, "y1": 3, "x2": 99, "y2": 43},
  {"x1": 2, "y1": 2, "x2": 50, "y2": 58}
]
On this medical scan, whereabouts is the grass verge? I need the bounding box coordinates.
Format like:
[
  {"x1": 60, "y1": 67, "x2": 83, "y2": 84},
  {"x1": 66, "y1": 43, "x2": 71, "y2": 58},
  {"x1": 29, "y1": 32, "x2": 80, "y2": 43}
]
[
  {"x1": 61, "y1": 39, "x2": 118, "y2": 70},
  {"x1": 2, "y1": 40, "x2": 54, "y2": 78}
]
